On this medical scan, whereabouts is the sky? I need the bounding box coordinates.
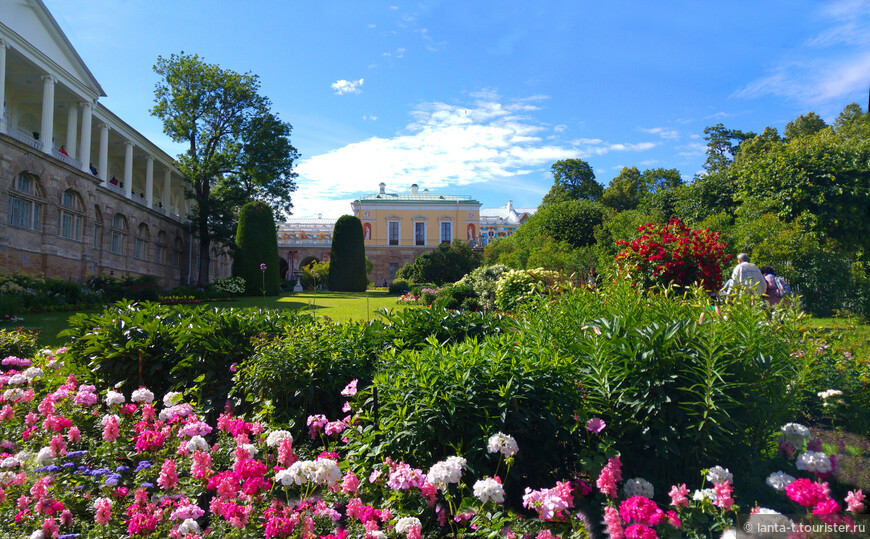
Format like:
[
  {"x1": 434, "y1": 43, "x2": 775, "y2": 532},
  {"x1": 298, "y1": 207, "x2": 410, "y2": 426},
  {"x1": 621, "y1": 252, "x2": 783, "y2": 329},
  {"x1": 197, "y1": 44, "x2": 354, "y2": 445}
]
[{"x1": 42, "y1": 0, "x2": 870, "y2": 218}]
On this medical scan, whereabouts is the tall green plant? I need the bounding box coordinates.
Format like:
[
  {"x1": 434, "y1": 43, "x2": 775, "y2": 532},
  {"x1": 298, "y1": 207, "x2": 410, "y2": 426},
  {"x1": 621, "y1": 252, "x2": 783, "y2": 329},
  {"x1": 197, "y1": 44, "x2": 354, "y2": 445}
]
[
  {"x1": 232, "y1": 201, "x2": 280, "y2": 295},
  {"x1": 328, "y1": 215, "x2": 367, "y2": 292}
]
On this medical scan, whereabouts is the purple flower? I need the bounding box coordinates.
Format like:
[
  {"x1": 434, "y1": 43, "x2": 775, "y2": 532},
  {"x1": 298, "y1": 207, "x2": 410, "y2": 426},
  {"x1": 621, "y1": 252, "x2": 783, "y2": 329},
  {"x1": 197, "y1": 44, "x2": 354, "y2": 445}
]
[
  {"x1": 260, "y1": 263, "x2": 267, "y2": 271},
  {"x1": 586, "y1": 417, "x2": 606, "y2": 434}
]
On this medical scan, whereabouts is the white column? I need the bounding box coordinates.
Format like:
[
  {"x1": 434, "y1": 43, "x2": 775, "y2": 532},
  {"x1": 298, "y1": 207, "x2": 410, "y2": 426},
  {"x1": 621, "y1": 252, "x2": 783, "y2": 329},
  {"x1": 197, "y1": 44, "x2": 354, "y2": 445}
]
[
  {"x1": 40, "y1": 75, "x2": 56, "y2": 153},
  {"x1": 79, "y1": 102, "x2": 92, "y2": 173},
  {"x1": 98, "y1": 123, "x2": 109, "y2": 184},
  {"x1": 66, "y1": 102, "x2": 78, "y2": 157},
  {"x1": 145, "y1": 156, "x2": 154, "y2": 207},
  {"x1": 123, "y1": 141, "x2": 133, "y2": 199},
  {"x1": 0, "y1": 39, "x2": 7, "y2": 133},
  {"x1": 162, "y1": 169, "x2": 171, "y2": 215}
]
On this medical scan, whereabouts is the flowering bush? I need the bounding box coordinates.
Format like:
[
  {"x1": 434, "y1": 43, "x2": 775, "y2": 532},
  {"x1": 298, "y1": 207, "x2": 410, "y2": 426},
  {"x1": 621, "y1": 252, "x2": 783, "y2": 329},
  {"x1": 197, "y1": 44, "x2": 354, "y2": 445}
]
[
  {"x1": 615, "y1": 218, "x2": 731, "y2": 292},
  {"x1": 495, "y1": 268, "x2": 565, "y2": 311}
]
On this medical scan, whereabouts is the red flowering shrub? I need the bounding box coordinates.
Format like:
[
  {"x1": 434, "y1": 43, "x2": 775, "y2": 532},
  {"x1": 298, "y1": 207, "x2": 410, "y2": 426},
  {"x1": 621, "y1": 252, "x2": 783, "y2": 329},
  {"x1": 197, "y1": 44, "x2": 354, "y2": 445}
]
[{"x1": 615, "y1": 219, "x2": 730, "y2": 292}]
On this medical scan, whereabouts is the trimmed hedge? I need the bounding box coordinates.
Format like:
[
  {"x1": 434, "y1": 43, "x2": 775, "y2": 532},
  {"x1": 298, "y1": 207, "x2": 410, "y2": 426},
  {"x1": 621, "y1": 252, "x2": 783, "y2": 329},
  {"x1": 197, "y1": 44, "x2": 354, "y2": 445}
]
[
  {"x1": 232, "y1": 201, "x2": 280, "y2": 295},
  {"x1": 328, "y1": 215, "x2": 367, "y2": 292}
]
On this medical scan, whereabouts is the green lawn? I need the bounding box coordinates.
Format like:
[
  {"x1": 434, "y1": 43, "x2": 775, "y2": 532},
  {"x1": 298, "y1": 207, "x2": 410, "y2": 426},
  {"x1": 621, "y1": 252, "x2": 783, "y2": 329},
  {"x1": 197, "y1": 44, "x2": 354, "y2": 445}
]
[
  {"x1": 10, "y1": 290, "x2": 409, "y2": 348},
  {"x1": 803, "y1": 316, "x2": 870, "y2": 357}
]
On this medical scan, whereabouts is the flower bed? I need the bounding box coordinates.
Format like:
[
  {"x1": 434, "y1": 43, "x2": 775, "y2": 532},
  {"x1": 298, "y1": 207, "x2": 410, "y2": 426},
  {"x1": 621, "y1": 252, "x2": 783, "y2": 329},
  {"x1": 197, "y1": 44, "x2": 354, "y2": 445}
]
[{"x1": 0, "y1": 349, "x2": 866, "y2": 539}]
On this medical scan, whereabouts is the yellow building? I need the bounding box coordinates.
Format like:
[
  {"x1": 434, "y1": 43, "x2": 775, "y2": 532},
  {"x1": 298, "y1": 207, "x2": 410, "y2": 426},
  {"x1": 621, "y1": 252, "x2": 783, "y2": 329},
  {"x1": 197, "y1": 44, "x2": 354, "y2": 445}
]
[{"x1": 351, "y1": 182, "x2": 481, "y2": 284}]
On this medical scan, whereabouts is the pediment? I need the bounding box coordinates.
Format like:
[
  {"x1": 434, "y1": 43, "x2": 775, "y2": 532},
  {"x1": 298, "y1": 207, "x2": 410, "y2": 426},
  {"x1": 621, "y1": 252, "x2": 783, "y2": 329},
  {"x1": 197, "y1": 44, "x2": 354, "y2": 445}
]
[{"x1": 2, "y1": 0, "x2": 105, "y2": 97}]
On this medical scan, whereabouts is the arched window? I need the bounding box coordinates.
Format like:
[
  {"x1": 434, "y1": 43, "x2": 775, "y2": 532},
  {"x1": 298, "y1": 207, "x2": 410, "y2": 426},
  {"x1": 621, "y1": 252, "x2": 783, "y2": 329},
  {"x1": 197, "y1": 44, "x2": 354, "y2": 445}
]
[
  {"x1": 156, "y1": 231, "x2": 167, "y2": 265},
  {"x1": 93, "y1": 206, "x2": 103, "y2": 249},
  {"x1": 171, "y1": 236, "x2": 183, "y2": 268},
  {"x1": 134, "y1": 223, "x2": 149, "y2": 260},
  {"x1": 7, "y1": 173, "x2": 44, "y2": 231},
  {"x1": 111, "y1": 214, "x2": 128, "y2": 254},
  {"x1": 58, "y1": 189, "x2": 84, "y2": 240}
]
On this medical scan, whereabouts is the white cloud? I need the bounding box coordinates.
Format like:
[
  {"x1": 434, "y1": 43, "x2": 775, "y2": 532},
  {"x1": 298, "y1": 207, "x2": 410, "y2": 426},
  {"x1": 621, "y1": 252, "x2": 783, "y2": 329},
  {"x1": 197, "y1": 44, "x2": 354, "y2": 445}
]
[
  {"x1": 362, "y1": 115, "x2": 378, "y2": 121},
  {"x1": 331, "y1": 78, "x2": 364, "y2": 95},
  {"x1": 639, "y1": 127, "x2": 679, "y2": 140},
  {"x1": 736, "y1": 3, "x2": 870, "y2": 106},
  {"x1": 553, "y1": 124, "x2": 567, "y2": 133},
  {"x1": 292, "y1": 92, "x2": 658, "y2": 217}
]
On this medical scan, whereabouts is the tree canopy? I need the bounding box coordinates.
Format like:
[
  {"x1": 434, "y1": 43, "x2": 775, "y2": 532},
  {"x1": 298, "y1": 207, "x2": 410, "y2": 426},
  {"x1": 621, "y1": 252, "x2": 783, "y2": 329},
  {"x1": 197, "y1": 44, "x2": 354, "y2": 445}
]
[
  {"x1": 541, "y1": 159, "x2": 603, "y2": 205},
  {"x1": 151, "y1": 52, "x2": 298, "y2": 286}
]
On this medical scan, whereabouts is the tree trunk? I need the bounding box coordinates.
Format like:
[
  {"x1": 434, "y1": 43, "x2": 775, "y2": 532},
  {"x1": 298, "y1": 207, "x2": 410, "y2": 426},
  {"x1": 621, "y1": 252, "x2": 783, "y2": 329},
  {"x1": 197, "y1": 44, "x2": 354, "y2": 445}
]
[{"x1": 195, "y1": 187, "x2": 211, "y2": 287}]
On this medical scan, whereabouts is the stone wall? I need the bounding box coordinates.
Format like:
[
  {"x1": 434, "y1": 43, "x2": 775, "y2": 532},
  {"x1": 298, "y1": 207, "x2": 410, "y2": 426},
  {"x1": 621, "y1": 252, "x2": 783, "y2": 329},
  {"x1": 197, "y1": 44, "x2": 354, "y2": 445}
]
[{"x1": 0, "y1": 135, "x2": 199, "y2": 287}]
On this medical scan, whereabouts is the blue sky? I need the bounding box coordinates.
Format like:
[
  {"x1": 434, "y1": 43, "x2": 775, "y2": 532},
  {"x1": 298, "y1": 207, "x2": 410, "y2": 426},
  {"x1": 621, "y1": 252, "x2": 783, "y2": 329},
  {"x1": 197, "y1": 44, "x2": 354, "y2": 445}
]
[{"x1": 44, "y1": 0, "x2": 870, "y2": 218}]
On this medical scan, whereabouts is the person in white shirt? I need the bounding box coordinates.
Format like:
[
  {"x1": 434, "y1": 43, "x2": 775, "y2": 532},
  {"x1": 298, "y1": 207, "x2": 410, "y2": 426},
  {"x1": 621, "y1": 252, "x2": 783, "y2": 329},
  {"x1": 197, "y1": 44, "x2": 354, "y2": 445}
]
[{"x1": 728, "y1": 253, "x2": 766, "y2": 295}]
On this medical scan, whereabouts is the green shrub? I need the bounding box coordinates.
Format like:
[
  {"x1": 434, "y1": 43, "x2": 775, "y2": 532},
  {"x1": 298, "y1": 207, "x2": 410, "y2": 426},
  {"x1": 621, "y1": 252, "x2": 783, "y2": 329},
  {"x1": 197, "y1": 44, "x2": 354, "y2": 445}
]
[
  {"x1": 457, "y1": 264, "x2": 509, "y2": 311},
  {"x1": 514, "y1": 282, "x2": 816, "y2": 488},
  {"x1": 396, "y1": 240, "x2": 481, "y2": 285},
  {"x1": 0, "y1": 328, "x2": 39, "y2": 359},
  {"x1": 232, "y1": 320, "x2": 377, "y2": 426},
  {"x1": 328, "y1": 215, "x2": 368, "y2": 292},
  {"x1": 433, "y1": 283, "x2": 477, "y2": 310},
  {"x1": 232, "y1": 201, "x2": 280, "y2": 295},
  {"x1": 375, "y1": 306, "x2": 514, "y2": 350},
  {"x1": 495, "y1": 268, "x2": 564, "y2": 311},
  {"x1": 351, "y1": 334, "x2": 583, "y2": 495},
  {"x1": 388, "y1": 279, "x2": 410, "y2": 295},
  {"x1": 211, "y1": 276, "x2": 246, "y2": 296}
]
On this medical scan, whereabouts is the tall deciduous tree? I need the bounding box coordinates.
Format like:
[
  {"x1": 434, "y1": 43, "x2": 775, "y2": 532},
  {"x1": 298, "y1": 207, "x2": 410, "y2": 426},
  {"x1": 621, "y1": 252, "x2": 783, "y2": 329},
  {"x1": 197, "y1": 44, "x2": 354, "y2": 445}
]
[
  {"x1": 784, "y1": 112, "x2": 827, "y2": 141},
  {"x1": 541, "y1": 159, "x2": 603, "y2": 205},
  {"x1": 151, "y1": 53, "x2": 298, "y2": 286}
]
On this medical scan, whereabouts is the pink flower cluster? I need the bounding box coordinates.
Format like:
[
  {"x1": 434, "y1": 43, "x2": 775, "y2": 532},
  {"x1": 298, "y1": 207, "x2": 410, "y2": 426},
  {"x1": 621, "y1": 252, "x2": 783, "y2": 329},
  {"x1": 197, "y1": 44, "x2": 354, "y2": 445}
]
[
  {"x1": 522, "y1": 481, "x2": 574, "y2": 521},
  {"x1": 597, "y1": 456, "x2": 623, "y2": 498}
]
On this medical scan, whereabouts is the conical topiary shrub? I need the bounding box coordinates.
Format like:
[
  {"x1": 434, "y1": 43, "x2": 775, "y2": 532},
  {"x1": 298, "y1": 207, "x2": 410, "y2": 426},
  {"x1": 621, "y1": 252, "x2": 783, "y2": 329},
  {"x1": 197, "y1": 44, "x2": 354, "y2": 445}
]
[
  {"x1": 328, "y1": 215, "x2": 367, "y2": 292},
  {"x1": 232, "y1": 201, "x2": 280, "y2": 295}
]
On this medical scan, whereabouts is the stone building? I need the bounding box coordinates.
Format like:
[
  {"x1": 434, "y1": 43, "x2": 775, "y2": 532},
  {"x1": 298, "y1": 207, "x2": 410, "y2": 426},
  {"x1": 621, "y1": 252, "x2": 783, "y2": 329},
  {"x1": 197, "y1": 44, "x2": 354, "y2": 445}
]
[
  {"x1": 0, "y1": 0, "x2": 220, "y2": 286},
  {"x1": 478, "y1": 200, "x2": 535, "y2": 246}
]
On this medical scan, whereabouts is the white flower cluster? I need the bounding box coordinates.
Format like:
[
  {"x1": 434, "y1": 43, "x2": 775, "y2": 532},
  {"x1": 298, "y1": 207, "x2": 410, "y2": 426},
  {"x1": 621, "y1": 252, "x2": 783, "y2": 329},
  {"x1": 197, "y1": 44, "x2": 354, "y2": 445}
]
[
  {"x1": 163, "y1": 391, "x2": 183, "y2": 407},
  {"x1": 817, "y1": 389, "x2": 842, "y2": 400},
  {"x1": 765, "y1": 471, "x2": 796, "y2": 491},
  {"x1": 105, "y1": 390, "x2": 125, "y2": 406},
  {"x1": 486, "y1": 432, "x2": 520, "y2": 457},
  {"x1": 35, "y1": 447, "x2": 53, "y2": 466},
  {"x1": 131, "y1": 387, "x2": 155, "y2": 404},
  {"x1": 22, "y1": 367, "x2": 43, "y2": 381},
  {"x1": 0, "y1": 471, "x2": 17, "y2": 485},
  {"x1": 278, "y1": 459, "x2": 342, "y2": 487},
  {"x1": 624, "y1": 477, "x2": 654, "y2": 498},
  {"x1": 487, "y1": 432, "x2": 519, "y2": 457},
  {"x1": 706, "y1": 465, "x2": 733, "y2": 485},
  {"x1": 746, "y1": 508, "x2": 794, "y2": 534},
  {"x1": 240, "y1": 443, "x2": 258, "y2": 458},
  {"x1": 473, "y1": 477, "x2": 505, "y2": 503},
  {"x1": 178, "y1": 518, "x2": 201, "y2": 535},
  {"x1": 93, "y1": 497, "x2": 112, "y2": 510},
  {"x1": 7, "y1": 374, "x2": 26, "y2": 386},
  {"x1": 796, "y1": 451, "x2": 832, "y2": 474},
  {"x1": 0, "y1": 456, "x2": 21, "y2": 468},
  {"x1": 395, "y1": 516, "x2": 422, "y2": 534},
  {"x1": 692, "y1": 488, "x2": 716, "y2": 502},
  {"x1": 186, "y1": 436, "x2": 209, "y2": 453},
  {"x1": 779, "y1": 423, "x2": 811, "y2": 447},
  {"x1": 266, "y1": 430, "x2": 293, "y2": 447},
  {"x1": 427, "y1": 456, "x2": 467, "y2": 491},
  {"x1": 2, "y1": 388, "x2": 24, "y2": 401}
]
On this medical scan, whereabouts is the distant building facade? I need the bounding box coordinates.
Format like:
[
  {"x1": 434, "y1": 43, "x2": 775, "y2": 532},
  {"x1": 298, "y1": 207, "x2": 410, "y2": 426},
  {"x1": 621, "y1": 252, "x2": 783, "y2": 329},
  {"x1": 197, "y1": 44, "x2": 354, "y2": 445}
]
[
  {"x1": 0, "y1": 0, "x2": 219, "y2": 286},
  {"x1": 478, "y1": 200, "x2": 535, "y2": 246},
  {"x1": 277, "y1": 185, "x2": 537, "y2": 285}
]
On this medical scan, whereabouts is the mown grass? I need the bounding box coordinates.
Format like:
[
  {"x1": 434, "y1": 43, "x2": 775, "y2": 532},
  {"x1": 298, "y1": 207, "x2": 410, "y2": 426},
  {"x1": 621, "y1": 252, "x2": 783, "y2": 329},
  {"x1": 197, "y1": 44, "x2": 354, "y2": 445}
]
[{"x1": 8, "y1": 290, "x2": 409, "y2": 348}]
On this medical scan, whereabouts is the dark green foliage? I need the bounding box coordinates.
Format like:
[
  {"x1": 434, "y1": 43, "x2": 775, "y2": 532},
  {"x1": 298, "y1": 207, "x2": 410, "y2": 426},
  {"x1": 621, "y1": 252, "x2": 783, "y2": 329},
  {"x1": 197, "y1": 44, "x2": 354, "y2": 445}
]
[
  {"x1": 60, "y1": 301, "x2": 307, "y2": 414},
  {"x1": 388, "y1": 279, "x2": 410, "y2": 295},
  {"x1": 0, "y1": 328, "x2": 39, "y2": 359},
  {"x1": 433, "y1": 283, "x2": 479, "y2": 311},
  {"x1": 376, "y1": 307, "x2": 514, "y2": 350},
  {"x1": 541, "y1": 158, "x2": 602, "y2": 205},
  {"x1": 525, "y1": 199, "x2": 607, "y2": 249},
  {"x1": 513, "y1": 283, "x2": 815, "y2": 487},
  {"x1": 784, "y1": 112, "x2": 827, "y2": 141},
  {"x1": 328, "y1": 215, "x2": 367, "y2": 292},
  {"x1": 396, "y1": 240, "x2": 481, "y2": 285},
  {"x1": 352, "y1": 334, "x2": 583, "y2": 497},
  {"x1": 232, "y1": 321, "x2": 376, "y2": 427},
  {"x1": 232, "y1": 201, "x2": 280, "y2": 295}
]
